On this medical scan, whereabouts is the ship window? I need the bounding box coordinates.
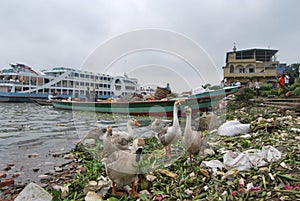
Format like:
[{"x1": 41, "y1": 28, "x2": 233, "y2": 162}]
[
  {"x1": 80, "y1": 82, "x2": 84, "y2": 86},
  {"x1": 100, "y1": 77, "x2": 103, "y2": 80},
  {"x1": 107, "y1": 91, "x2": 110, "y2": 95},
  {"x1": 95, "y1": 76, "x2": 98, "y2": 80},
  {"x1": 104, "y1": 77, "x2": 107, "y2": 81},
  {"x1": 80, "y1": 74, "x2": 84, "y2": 78},
  {"x1": 85, "y1": 74, "x2": 89, "y2": 78},
  {"x1": 85, "y1": 82, "x2": 89, "y2": 86},
  {"x1": 115, "y1": 79, "x2": 121, "y2": 84},
  {"x1": 115, "y1": 85, "x2": 121, "y2": 90},
  {"x1": 100, "y1": 84, "x2": 103, "y2": 87},
  {"x1": 74, "y1": 73, "x2": 79, "y2": 77},
  {"x1": 107, "y1": 78, "x2": 111, "y2": 81},
  {"x1": 103, "y1": 91, "x2": 106, "y2": 95},
  {"x1": 99, "y1": 91, "x2": 103, "y2": 95},
  {"x1": 91, "y1": 75, "x2": 94, "y2": 79},
  {"x1": 107, "y1": 84, "x2": 110, "y2": 88}
]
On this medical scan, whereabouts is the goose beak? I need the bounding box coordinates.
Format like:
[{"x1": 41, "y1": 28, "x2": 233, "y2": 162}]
[
  {"x1": 178, "y1": 99, "x2": 185, "y2": 105},
  {"x1": 107, "y1": 126, "x2": 113, "y2": 136},
  {"x1": 183, "y1": 106, "x2": 189, "y2": 112},
  {"x1": 134, "y1": 119, "x2": 141, "y2": 127}
]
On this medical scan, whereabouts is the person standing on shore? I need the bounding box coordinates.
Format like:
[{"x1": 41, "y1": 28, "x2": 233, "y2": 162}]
[
  {"x1": 248, "y1": 79, "x2": 254, "y2": 89},
  {"x1": 254, "y1": 79, "x2": 261, "y2": 97},
  {"x1": 284, "y1": 74, "x2": 290, "y2": 87},
  {"x1": 278, "y1": 74, "x2": 287, "y2": 97}
]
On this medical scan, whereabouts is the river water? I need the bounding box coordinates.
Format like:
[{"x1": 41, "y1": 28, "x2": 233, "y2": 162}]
[{"x1": 0, "y1": 103, "x2": 153, "y2": 185}]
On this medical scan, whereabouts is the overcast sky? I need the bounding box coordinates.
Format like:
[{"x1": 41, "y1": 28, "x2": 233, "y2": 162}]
[{"x1": 0, "y1": 0, "x2": 299, "y2": 92}]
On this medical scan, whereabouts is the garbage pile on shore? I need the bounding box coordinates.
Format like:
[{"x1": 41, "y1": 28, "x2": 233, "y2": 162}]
[{"x1": 1, "y1": 99, "x2": 299, "y2": 201}]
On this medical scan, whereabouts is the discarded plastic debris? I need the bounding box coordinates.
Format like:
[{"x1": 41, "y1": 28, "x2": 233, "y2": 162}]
[
  {"x1": 217, "y1": 120, "x2": 251, "y2": 136},
  {"x1": 15, "y1": 182, "x2": 52, "y2": 201},
  {"x1": 223, "y1": 146, "x2": 282, "y2": 171}
]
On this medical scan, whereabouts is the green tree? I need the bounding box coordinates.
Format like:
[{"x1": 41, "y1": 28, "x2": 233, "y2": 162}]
[{"x1": 284, "y1": 63, "x2": 299, "y2": 78}]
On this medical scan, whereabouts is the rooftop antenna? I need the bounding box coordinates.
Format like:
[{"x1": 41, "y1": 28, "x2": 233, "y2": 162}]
[{"x1": 233, "y1": 42, "x2": 237, "y2": 52}]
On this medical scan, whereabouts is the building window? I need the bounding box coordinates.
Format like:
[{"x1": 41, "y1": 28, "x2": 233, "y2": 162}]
[
  {"x1": 229, "y1": 65, "x2": 234, "y2": 73},
  {"x1": 246, "y1": 64, "x2": 255, "y2": 73},
  {"x1": 236, "y1": 65, "x2": 245, "y2": 73}
]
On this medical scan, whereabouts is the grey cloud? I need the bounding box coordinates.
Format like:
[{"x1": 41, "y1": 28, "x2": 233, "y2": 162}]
[{"x1": 0, "y1": 0, "x2": 299, "y2": 92}]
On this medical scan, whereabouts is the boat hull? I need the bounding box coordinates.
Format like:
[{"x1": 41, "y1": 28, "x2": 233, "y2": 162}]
[
  {"x1": 52, "y1": 87, "x2": 239, "y2": 117},
  {"x1": 0, "y1": 92, "x2": 68, "y2": 103}
]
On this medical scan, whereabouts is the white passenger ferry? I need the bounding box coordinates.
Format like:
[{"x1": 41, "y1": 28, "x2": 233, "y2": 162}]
[{"x1": 0, "y1": 63, "x2": 139, "y2": 102}]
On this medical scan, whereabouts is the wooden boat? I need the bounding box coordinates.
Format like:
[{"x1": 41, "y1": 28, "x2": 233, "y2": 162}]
[
  {"x1": 31, "y1": 98, "x2": 53, "y2": 106},
  {"x1": 51, "y1": 86, "x2": 239, "y2": 117}
]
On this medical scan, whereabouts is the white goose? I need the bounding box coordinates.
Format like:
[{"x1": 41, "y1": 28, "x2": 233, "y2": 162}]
[
  {"x1": 183, "y1": 105, "x2": 204, "y2": 163},
  {"x1": 124, "y1": 118, "x2": 140, "y2": 140},
  {"x1": 151, "y1": 119, "x2": 172, "y2": 133},
  {"x1": 105, "y1": 138, "x2": 145, "y2": 197},
  {"x1": 101, "y1": 127, "x2": 130, "y2": 158},
  {"x1": 157, "y1": 99, "x2": 184, "y2": 157},
  {"x1": 100, "y1": 119, "x2": 140, "y2": 158}
]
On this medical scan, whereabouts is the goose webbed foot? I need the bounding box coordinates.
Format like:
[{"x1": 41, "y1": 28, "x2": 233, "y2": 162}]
[
  {"x1": 111, "y1": 182, "x2": 125, "y2": 196},
  {"x1": 165, "y1": 146, "x2": 172, "y2": 157},
  {"x1": 130, "y1": 179, "x2": 139, "y2": 197}
]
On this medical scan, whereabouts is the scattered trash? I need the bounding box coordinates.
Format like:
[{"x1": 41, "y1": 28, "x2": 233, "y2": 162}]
[
  {"x1": 201, "y1": 160, "x2": 224, "y2": 175},
  {"x1": 84, "y1": 191, "x2": 103, "y2": 201},
  {"x1": 15, "y1": 182, "x2": 52, "y2": 201},
  {"x1": 5, "y1": 97, "x2": 300, "y2": 200},
  {"x1": 217, "y1": 120, "x2": 251, "y2": 136},
  {"x1": 223, "y1": 146, "x2": 281, "y2": 171}
]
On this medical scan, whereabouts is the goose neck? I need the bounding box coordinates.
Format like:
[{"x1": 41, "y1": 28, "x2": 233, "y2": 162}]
[
  {"x1": 173, "y1": 104, "x2": 179, "y2": 126},
  {"x1": 185, "y1": 112, "x2": 192, "y2": 131},
  {"x1": 127, "y1": 121, "x2": 133, "y2": 135}
]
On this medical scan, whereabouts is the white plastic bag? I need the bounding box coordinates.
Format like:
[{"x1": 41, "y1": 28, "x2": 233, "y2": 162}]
[
  {"x1": 15, "y1": 182, "x2": 52, "y2": 201},
  {"x1": 218, "y1": 120, "x2": 251, "y2": 136},
  {"x1": 223, "y1": 146, "x2": 282, "y2": 171}
]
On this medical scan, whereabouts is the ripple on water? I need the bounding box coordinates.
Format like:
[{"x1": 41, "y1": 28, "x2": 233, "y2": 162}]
[{"x1": 0, "y1": 103, "x2": 152, "y2": 185}]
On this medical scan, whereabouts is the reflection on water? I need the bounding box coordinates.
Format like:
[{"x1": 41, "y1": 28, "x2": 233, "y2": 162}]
[{"x1": 0, "y1": 103, "x2": 154, "y2": 185}]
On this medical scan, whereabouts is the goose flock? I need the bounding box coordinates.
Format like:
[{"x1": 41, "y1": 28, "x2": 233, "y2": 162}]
[{"x1": 101, "y1": 99, "x2": 206, "y2": 196}]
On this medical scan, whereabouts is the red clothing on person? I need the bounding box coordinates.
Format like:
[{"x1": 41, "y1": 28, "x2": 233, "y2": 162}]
[{"x1": 278, "y1": 76, "x2": 285, "y2": 87}]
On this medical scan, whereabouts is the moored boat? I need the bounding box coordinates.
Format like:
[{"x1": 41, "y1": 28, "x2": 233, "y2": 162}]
[
  {"x1": 0, "y1": 63, "x2": 139, "y2": 102},
  {"x1": 51, "y1": 86, "x2": 239, "y2": 117}
]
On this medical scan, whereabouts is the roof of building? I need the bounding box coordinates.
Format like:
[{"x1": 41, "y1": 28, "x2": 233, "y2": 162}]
[{"x1": 226, "y1": 48, "x2": 278, "y2": 63}]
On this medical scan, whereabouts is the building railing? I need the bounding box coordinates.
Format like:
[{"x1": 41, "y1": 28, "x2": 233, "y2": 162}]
[{"x1": 224, "y1": 72, "x2": 277, "y2": 77}]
